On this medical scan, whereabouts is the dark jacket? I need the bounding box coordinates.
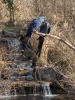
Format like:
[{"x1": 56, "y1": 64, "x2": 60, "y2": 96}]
[
  {"x1": 39, "y1": 21, "x2": 51, "y2": 34},
  {"x1": 26, "y1": 16, "x2": 46, "y2": 38},
  {"x1": 38, "y1": 21, "x2": 51, "y2": 40},
  {"x1": 37, "y1": 22, "x2": 51, "y2": 57}
]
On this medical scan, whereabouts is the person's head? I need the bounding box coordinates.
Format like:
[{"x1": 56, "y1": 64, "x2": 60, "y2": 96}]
[
  {"x1": 39, "y1": 21, "x2": 50, "y2": 34},
  {"x1": 45, "y1": 21, "x2": 50, "y2": 28},
  {"x1": 38, "y1": 16, "x2": 46, "y2": 23}
]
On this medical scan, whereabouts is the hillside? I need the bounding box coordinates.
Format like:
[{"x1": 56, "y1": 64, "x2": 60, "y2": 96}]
[{"x1": 0, "y1": 0, "x2": 75, "y2": 94}]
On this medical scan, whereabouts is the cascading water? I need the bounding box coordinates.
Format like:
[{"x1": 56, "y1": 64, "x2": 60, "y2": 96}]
[
  {"x1": 0, "y1": 36, "x2": 56, "y2": 98},
  {"x1": 33, "y1": 86, "x2": 36, "y2": 94},
  {"x1": 4, "y1": 87, "x2": 10, "y2": 96},
  {"x1": 0, "y1": 86, "x2": 12, "y2": 99},
  {"x1": 32, "y1": 86, "x2": 39, "y2": 96},
  {"x1": 14, "y1": 88, "x2": 17, "y2": 96},
  {"x1": 6, "y1": 38, "x2": 24, "y2": 62},
  {"x1": 42, "y1": 83, "x2": 52, "y2": 96}
]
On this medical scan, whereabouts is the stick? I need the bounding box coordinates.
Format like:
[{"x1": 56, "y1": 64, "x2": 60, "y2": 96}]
[{"x1": 34, "y1": 31, "x2": 75, "y2": 51}]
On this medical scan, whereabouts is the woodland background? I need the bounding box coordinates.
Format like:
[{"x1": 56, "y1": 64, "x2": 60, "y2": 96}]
[{"x1": 0, "y1": 0, "x2": 75, "y2": 93}]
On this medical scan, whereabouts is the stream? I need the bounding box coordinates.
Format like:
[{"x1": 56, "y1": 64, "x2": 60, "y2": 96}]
[
  {"x1": 0, "y1": 95, "x2": 75, "y2": 100},
  {"x1": 0, "y1": 34, "x2": 74, "y2": 100}
]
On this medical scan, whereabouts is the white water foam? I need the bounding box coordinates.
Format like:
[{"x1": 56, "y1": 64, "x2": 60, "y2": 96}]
[
  {"x1": 0, "y1": 95, "x2": 17, "y2": 99},
  {"x1": 42, "y1": 83, "x2": 56, "y2": 97}
]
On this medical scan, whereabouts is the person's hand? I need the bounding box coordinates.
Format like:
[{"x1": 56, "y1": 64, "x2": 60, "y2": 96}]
[
  {"x1": 33, "y1": 28, "x2": 36, "y2": 32},
  {"x1": 33, "y1": 29, "x2": 38, "y2": 34}
]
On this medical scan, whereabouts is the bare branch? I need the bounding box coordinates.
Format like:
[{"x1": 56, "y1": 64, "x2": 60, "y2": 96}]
[{"x1": 34, "y1": 31, "x2": 75, "y2": 51}]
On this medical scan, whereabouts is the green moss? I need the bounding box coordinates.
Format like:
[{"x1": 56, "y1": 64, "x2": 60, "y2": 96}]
[{"x1": 36, "y1": 59, "x2": 44, "y2": 67}]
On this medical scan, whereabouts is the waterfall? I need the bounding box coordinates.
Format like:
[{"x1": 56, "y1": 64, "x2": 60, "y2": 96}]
[
  {"x1": 42, "y1": 83, "x2": 52, "y2": 96},
  {"x1": 33, "y1": 86, "x2": 39, "y2": 96},
  {"x1": 33, "y1": 86, "x2": 36, "y2": 94},
  {"x1": 14, "y1": 89, "x2": 17, "y2": 96},
  {"x1": 4, "y1": 88, "x2": 9, "y2": 96}
]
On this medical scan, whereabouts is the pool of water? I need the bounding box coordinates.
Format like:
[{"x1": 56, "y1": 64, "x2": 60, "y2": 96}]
[{"x1": 0, "y1": 94, "x2": 75, "y2": 100}]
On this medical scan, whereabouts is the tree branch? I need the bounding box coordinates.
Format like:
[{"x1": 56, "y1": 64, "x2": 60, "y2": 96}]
[{"x1": 34, "y1": 31, "x2": 75, "y2": 51}]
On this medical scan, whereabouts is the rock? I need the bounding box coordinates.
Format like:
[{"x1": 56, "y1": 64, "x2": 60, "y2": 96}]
[
  {"x1": 20, "y1": 76, "x2": 25, "y2": 81},
  {"x1": 19, "y1": 69, "x2": 29, "y2": 76},
  {"x1": 2, "y1": 30, "x2": 17, "y2": 37},
  {"x1": 6, "y1": 38, "x2": 21, "y2": 50},
  {"x1": 25, "y1": 74, "x2": 34, "y2": 81},
  {"x1": 35, "y1": 67, "x2": 63, "y2": 82},
  {"x1": 10, "y1": 72, "x2": 19, "y2": 80},
  {"x1": 10, "y1": 76, "x2": 17, "y2": 81},
  {"x1": 19, "y1": 68, "x2": 24, "y2": 71}
]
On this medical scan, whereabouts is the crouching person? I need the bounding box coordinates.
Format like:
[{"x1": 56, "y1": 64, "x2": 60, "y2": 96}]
[
  {"x1": 24, "y1": 16, "x2": 46, "y2": 50},
  {"x1": 36, "y1": 21, "x2": 51, "y2": 57}
]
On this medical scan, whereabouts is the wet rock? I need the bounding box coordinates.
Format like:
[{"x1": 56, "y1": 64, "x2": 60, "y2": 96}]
[
  {"x1": 10, "y1": 72, "x2": 19, "y2": 81},
  {"x1": 17, "y1": 62, "x2": 28, "y2": 68},
  {"x1": 10, "y1": 76, "x2": 18, "y2": 81},
  {"x1": 17, "y1": 62, "x2": 33, "y2": 70},
  {"x1": 20, "y1": 76, "x2": 25, "y2": 81},
  {"x1": 7, "y1": 38, "x2": 21, "y2": 50},
  {"x1": 25, "y1": 74, "x2": 34, "y2": 81},
  {"x1": 19, "y1": 69, "x2": 29, "y2": 76},
  {"x1": 2, "y1": 30, "x2": 17, "y2": 38},
  {"x1": 35, "y1": 67, "x2": 63, "y2": 82}
]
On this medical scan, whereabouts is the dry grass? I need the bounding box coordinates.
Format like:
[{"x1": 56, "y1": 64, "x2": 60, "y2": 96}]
[{"x1": 39, "y1": 22, "x2": 75, "y2": 92}]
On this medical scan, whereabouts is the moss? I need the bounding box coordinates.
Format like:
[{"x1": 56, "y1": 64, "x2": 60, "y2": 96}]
[
  {"x1": 25, "y1": 50, "x2": 35, "y2": 60},
  {"x1": 36, "y1": 59, "x2": 44, "y2": 67}
]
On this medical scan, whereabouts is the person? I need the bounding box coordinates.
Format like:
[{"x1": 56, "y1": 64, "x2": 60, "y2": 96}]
[
  {"x1": 24, "y1": 16, "x2": 46, "y2": 50},
  {"x1": 36, "y1": 21, "x2": 51, "y2": 57}
]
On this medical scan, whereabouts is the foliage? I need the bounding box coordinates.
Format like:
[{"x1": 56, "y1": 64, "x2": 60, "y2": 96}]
[
  {"x1": 2, "y1": 0, "x2": 19, "y2": 24},
  {"x1": 2, "y1": 0, "x2": 13, "y2": 8}
]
